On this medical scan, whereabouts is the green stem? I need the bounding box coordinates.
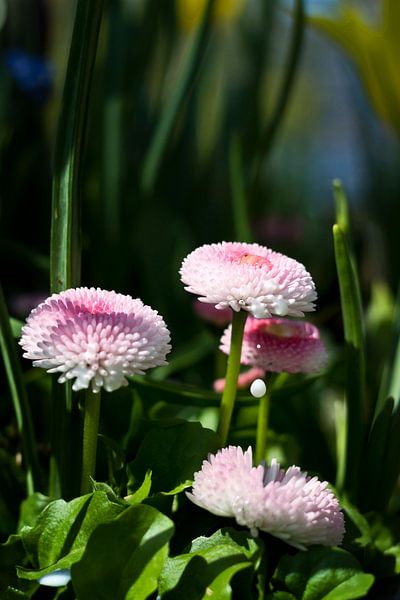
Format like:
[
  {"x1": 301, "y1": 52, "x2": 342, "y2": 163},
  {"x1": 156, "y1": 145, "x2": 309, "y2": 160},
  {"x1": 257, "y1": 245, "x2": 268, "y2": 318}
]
[
  {"x1": 255, "y1": 376, "x2": 275, "y2": 464},
  {"x1": 217, "y1": 310, "x2": 248, "y2": 445},
  {"x1": 49, "y1": 0, "x2": 104, "y2": 499},
  {"x1": 0, "y1": 284, "x2": 41, "y2": 495},
  {"x1": 81, "y1": 389, "x2": 101, "y2": 495}
]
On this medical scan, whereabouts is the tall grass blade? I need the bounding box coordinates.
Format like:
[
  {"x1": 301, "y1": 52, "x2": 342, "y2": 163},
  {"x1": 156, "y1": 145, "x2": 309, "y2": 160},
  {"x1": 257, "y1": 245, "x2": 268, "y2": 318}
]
[
  {"x1": 229, "y1": 135, "x2": 253, "y2": 242},
  {"x1": 141, "y1": 0, "x2": 214, "y2": 196},
  {"x1": 0, "y1": 284, "x2": 41, "y2": 494},
  {"x1": 252, "y1": 0, "x2": 305, "y2": 185},
  {"x1": 333, "y1": 223, "x2": 366, "y2": 499},
  {"x1": 49, "y1": 0, "x2": 104, "y2": 498}
]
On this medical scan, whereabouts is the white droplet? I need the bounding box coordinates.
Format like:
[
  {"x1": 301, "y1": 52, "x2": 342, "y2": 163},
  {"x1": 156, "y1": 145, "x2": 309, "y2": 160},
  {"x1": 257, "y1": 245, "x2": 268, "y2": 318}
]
[
  {"x1": 39, "y1": 569, "x2": 71, "y2": 587},
  {"x1": 250, "y1": 379, "x2": 266, "y2": 398}
]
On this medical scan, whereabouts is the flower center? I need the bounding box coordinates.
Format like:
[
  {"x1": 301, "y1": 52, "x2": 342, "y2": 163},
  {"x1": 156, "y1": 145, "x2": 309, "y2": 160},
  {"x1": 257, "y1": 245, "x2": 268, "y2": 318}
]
[{"x1": 238, "y1": 253, "x2": 272, "y2": 269}]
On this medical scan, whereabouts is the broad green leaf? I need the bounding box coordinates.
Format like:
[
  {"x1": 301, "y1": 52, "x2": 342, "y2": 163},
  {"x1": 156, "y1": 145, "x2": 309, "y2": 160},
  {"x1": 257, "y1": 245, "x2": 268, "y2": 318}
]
[
  {"x1": 71, "y1": 503, "x2": 174, "y2": 600},
  {"x1": 274, "y1": 547, "x2": 374, "y2": 600},
  {"x1": 127, "y1": 421, "x2": 220, "y2": 495},
  {"x1": 18, "y1": 491, "x2": 124, "y2": 580},
  {"x1": 18, "y1": 493, "x2": 53, "y2": 532},
  {"x1": 333, "y1": 223, "x2": 366, "y2": 498},
  {"x1": 159, "y1": 528, "x2": 262, "y2": 599}
]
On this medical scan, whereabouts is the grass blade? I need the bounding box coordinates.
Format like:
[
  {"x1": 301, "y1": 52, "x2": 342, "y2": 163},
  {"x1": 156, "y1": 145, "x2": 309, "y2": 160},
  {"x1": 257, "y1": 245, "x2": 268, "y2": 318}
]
[
  {"x1": 251, "y1": 0, "x2": 305, "y2": 186},
  {"x1": 229, "y1": 135, "x2": 253, "y2": 242},
  {"x1": 333, "y1": 223, "x2": 366, "y2": 499},
  {"x1": 141, "y1": 0, "x2": 214, "y2": 196},
  {"x1": 49, "y1": 0, "x2": 104, "y2": 498},
  {"x1": 366, "y1": 285, "x2": 400, "y2": 509},
  {"x1": 0, "y1": 284, "x2": 41, "y2": 494}
]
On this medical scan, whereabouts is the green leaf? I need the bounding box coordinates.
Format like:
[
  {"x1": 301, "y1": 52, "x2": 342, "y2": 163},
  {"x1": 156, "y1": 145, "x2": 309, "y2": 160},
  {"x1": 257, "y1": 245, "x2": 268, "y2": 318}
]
[
  {"x1": 71, "y1": 503, "x2": 174, "y2": 600},
  {"x1": 159, "y1": 528, "x2": 262, "y2": 599},
  {"x1": 127, "y1": 421, "x2": 220, "y2": 495},
  {"x1": 18, "y1": 491, "x2": 124, "y2": 580},
  {"x1": 132, "y1": 374, "x2": 318, "y2": 409},
  {"x1": 333, "y1": 222, "x2": 366, "y2": 499},
  {"x1": 18, "y1": 494, "x2": 53, "y2": 532},
  {"x1": 274, "y1": 547, "x2": 374, "y2": 600},
  {"x1": 125, "y1": 471, "x2": 152, "y2": 505}
]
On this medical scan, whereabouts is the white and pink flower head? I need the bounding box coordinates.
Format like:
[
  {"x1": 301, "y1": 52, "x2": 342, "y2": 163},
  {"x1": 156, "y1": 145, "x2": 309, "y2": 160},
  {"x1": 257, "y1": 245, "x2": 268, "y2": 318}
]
[
  {"x1": 187, "y1": 446, "x2": 345, "y2": 550},
  {"x1": 180, "y1": 242, "x2": 317, "y2": 319},
  {"x1": 220, "y1": 317, "x2": 327, "y2": 374},
  {"x1": 20, "y1": 287, "x2": 171, "y2": 393}
]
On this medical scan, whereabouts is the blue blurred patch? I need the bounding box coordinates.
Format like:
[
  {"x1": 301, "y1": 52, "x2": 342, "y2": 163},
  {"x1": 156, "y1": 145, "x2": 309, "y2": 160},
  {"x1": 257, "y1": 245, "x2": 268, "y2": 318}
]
[{"x1": 3, "y1": 48, "x2": 54, "y2": 102}]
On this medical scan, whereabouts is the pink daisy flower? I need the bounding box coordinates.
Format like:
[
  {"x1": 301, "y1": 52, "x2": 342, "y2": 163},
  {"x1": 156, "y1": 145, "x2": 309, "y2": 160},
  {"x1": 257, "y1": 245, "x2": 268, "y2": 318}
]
[
  {"x1": 20, "y1": 287, "x2": 171, "y2": 393},
  {"x1": 256, "y1": 459, "x2": 345, "y2": 549},
  {"x1": 220, "y1": 317, "x2": 327, "y2": 373},
  {"x1": 187, "y1": 446, "x2": 344, "y2": 550},
  {"x1": 186, "y1": 446, "x2": 265, "y2": 533},
  {"x1": 180, "y1": 242, "x2": 317, "y2": 319}
]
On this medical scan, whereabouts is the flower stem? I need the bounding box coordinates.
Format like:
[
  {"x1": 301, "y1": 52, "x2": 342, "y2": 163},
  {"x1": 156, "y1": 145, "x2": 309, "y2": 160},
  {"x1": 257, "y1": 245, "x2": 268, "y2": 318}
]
[
  {"x1": 217, "y1": 310, "x2": 248, "y2": 445},
  {"x1": 81, "y1": 389, "x2": 101, "y2": 495},
  {"x1": 255, "y1": 376, "x2": 275, "y2": 464}
]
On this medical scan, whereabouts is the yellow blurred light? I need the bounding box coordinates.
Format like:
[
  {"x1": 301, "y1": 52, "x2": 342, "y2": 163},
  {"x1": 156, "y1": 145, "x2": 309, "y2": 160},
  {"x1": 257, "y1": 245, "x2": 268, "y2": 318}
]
[
  {"x1": 177, "y1": 0, "x2": 244, "y2": 30},
  {"x1": 308, "y1": 0, "x2": 400, "y2": 137}
]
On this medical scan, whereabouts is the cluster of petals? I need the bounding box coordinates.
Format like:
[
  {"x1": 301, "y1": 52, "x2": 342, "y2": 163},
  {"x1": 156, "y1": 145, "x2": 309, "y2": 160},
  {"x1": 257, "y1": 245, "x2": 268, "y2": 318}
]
[
  {"x1": 187, "y1": 446, "x2": 345, "y2": 550},
  {"x1": 180, "y1": 242, "x2": 317, "y2": 319},
  {"x1": 20, "y1": 287, "x2": 171, "y2": 393},
  {"x1": 220, "y1": 316, "x2": 327, "y2": 374}
]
